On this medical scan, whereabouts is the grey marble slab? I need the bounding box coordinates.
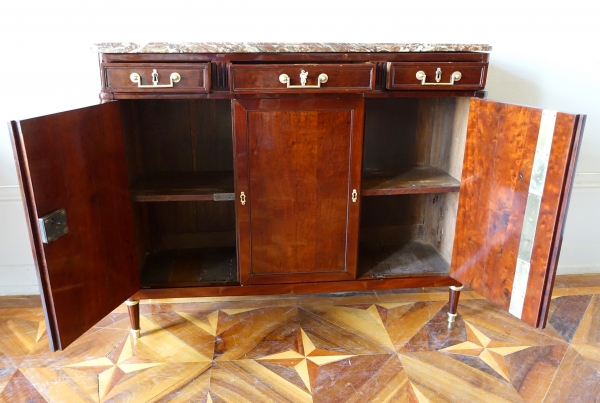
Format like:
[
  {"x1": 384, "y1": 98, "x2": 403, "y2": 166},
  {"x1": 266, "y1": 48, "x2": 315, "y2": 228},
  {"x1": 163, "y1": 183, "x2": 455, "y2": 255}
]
[{"x1": 92, "y1": 42, "x2": 491, "y2": 53}]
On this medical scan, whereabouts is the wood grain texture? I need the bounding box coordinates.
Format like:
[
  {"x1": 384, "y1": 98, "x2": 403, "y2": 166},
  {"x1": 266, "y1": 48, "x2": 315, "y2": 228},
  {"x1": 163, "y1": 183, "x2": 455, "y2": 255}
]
[
  {"x1": 387, "y1": 62, "x2": 487, "y2": 91},
  {"x1": 361, "y1": 166, "x2": 460, "y2": 195},
  {"x1": 234, "y1": 98, "x2": 364, "y2": 285},
  {"x1": 362, "y1": 98, "x2": 419, "y2": 171},
  {"x1": 104, "y1": 63, "x2": 210, "y2": 93},
  {"x1": 423, "y1": 192, "x2": 460, "y2": 263},
  {"x1": 451, "y1": 99, "x2": 541, "y2": 312},
  {"x1": 10, "y1": 103, "x2": 140, "y2": 351},
  {"x1": 230, "y1": 63, "x2": 376, "y2": 93},
  {"x1": 134, "y1": 276, "x2": 459, "y2": 299},
  {"x1": 102, "y1": 51, "x2": 490, "y2": 64},
  {"x1": 450, "y1": 98, "x2": 583, "y2": 328},
  {"x1": 140, "y1": 248, "x2": 237, "y2": 287},
  {"x1": 522, "y1": 113, "x2": 583, "y2": 327},
  {"x1": 357, "y1": 240, "x2": 450, "y2": 279},
  {"x1": 1, "y1": 279, "x2": 598, "y2": 403},
  {"x1": 130, "y1": 171, "x2": 234, "y2": 201}
]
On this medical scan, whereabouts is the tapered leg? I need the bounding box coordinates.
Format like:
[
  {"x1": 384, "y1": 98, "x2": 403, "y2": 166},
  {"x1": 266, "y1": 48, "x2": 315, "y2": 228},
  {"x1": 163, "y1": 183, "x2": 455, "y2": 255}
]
[
  {"x1": 447, "y1": 285, "x2": 464, "y2": 323},
  {"x1": 125, "y1": 299, "x2": 140, "y2": 338}
]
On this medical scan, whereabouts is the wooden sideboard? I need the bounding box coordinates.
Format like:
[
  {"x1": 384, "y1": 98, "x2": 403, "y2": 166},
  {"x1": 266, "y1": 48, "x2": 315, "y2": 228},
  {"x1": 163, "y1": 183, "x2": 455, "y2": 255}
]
[{"x1": 9, "y1": 44, "x2": 585, "y2": 351}]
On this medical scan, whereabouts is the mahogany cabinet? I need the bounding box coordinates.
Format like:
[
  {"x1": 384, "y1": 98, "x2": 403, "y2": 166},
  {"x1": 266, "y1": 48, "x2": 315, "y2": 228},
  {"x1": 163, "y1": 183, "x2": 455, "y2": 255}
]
[{"x1": 9, "y1": 45, "x2": 585, "y2": 351}]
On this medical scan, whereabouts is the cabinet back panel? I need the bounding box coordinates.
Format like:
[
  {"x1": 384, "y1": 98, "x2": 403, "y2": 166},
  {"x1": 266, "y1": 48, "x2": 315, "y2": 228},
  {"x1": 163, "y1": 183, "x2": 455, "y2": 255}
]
[
  {"x1": 360, "y1": 194, "x2": 425, "y2": 228},
  {"x1": 147, "y1": 201, "x2": 236, "y2": 250},
  {"x1": 363, "y1": 99, "x2": 419, "y2": 170},
  {"x1": 190, "y1": 100, "x2": 233, "y2": 171},
  {"x1": 120, "y1": 99, "x2": 233, "y2": 176},
  {"x1": 363, "y1": 98, "x2": 465, "y2": 179}
]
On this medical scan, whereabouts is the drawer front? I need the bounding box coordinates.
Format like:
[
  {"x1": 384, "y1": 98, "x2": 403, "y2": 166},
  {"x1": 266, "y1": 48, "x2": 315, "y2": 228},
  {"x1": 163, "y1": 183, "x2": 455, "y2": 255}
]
[
  {"x1": 104, "y1": 63, "x2": 210, "y2": 93},
  {"x1": 387, "y1": 62, "x2": 487, "y2": 91},
  {"x1": 230, "y1": 64, "x2": 375, "y2": 93}
]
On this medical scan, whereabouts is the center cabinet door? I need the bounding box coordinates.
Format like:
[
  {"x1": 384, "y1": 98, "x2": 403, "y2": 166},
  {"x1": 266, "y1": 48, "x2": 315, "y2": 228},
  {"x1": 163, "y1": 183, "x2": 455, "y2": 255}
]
[{"x1": 233, "y1": 98, "x2": 364, "y2": 285}]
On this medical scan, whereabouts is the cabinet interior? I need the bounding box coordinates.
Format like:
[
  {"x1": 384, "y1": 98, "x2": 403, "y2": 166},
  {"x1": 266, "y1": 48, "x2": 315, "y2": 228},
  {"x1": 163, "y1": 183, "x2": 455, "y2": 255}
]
[
  {"x1": 119, "y1": 97, "x2": 470, "y2": 288},
  {"x1": 120, "y1": 100, "x2": 237, "y2": 287}
]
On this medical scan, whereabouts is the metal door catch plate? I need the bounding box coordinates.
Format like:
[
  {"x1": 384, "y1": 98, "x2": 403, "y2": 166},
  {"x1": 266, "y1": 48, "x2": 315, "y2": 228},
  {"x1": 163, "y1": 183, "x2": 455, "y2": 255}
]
[
  {"x1": 38, "y1": 209, "x2": 68, "y2": 244},
  {"x1": 214, "y1": 193, "x2": 235, "y2": 201}
]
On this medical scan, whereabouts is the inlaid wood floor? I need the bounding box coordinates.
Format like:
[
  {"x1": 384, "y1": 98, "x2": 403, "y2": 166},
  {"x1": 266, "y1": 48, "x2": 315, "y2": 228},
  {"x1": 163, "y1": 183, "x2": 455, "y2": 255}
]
[{"x1": 1, "y1": 275, "x2": 600, "y2": 402}]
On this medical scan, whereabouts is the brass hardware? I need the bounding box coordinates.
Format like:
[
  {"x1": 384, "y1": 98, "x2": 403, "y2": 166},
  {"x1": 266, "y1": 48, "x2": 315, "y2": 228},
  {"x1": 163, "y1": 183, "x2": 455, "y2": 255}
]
[
  {"x1": 279, "y1": 70, "x2": 328, "y2": 89},
  {"x1": 415, "y1": 68, "x2": 462, "y2": 86},
  {"x1": 449, "y1": 285, "x2": 464, "y2": 292},
  {"x1": 351, "y1": 189, "x2": 358, "y2": 203},
  {"x1": 447, "y1": 312, "x2": 458, "y2": 323},
  {"x1": 240, "y1": 191, "x2": 246, "y2": 205},
  {"x1": 130, "y1": 69, "x2": 181, "y2": 88},
  {"x1": 38, "y1": 209, "x2": 68, "y2": 244},
  {"x1": 125, "y1": 300, "x2": 139, "y2": 306},
  {"x1": 131, "y1": 329, "x2": 140, "y2": 338}
]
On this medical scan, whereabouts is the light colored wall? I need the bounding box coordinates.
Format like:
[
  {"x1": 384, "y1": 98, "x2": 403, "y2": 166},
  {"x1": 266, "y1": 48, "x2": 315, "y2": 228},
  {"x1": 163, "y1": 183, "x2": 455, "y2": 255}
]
[{"x1": 0, "y1": 0, "x2": 598, "y2": 295}]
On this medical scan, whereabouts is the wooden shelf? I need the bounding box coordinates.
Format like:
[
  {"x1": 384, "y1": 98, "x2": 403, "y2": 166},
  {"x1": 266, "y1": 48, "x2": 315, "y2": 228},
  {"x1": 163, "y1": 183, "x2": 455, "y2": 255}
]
[
  {"x1": 140, "y1": 248, "x2": 238, "y2": 287},
  {"x1": 361, "y1": 166, "x2": 460, "y2": 196},
  {"x1": 357, "y1": 239, "x2": 450, "y2": 279},
  {"x1": 130, "y1": 171, "x2": 234, "y2": 202}
]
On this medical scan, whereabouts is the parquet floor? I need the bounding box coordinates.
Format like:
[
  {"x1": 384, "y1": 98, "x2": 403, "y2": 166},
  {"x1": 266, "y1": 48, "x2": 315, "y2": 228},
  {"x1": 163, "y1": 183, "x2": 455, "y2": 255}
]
[{"x1": 1, "y1": 275, "x2": 599, "y2": 402}]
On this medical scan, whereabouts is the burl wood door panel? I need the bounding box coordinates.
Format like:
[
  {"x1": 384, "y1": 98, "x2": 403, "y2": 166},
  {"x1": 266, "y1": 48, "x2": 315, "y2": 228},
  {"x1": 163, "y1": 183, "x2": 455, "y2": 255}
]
[
  {"x1": 234, "y1": 98, "x2": 364, "y2": 284},
  {"x1": 450, "y1": 98, "x2": 585, "y2": 328},
  {"x1": 9, "y1": 102, "x2": 140, "y2": 350}
]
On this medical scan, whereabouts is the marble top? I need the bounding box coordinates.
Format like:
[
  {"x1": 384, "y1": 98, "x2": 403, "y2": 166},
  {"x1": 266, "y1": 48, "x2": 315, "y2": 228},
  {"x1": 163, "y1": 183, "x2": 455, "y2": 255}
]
[{"x1": 92, "y1": 42, "x2": 492, "y2": 53}]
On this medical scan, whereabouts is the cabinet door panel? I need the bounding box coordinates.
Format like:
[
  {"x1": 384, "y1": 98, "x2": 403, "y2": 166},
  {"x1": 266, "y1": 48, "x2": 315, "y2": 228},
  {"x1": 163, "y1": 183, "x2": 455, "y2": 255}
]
[
  {"x1": 234, "y1": 98, "x2": 364, "y2": 284},
  {"x1": 450, "y1": 98, "x2": 585, "y2": 327},
  {"x1": 10, "y1": 103, "x2": 139, "y2": 350}
]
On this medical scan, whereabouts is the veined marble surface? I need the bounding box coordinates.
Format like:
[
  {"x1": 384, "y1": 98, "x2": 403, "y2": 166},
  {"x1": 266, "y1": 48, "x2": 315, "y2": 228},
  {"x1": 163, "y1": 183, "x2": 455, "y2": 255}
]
[{"x1": 92, "y1": 42, "x2": 492, "y2": 53}]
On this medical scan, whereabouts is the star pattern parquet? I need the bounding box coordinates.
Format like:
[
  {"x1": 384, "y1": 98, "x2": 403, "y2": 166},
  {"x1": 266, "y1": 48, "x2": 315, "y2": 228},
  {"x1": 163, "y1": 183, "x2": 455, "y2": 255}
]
[{"x1": 1, "y1": 276, "x2": 600, "y2": 402}]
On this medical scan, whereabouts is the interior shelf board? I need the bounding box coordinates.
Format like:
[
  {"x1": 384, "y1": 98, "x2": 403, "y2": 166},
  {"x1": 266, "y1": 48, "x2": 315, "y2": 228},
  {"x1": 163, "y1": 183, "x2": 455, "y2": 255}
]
[
  {"x1": 130, "y1": 171, "x2": 234, "y2": 202},
  {"x1": 361, "y1": 166, "x2": 460, "y2": 195},
  {"x1": 140, "y1": 247, "x2": 238, "y2": 288},
  {"x1": 357, "y1": 239, "x2": 450, "y2": 279}
]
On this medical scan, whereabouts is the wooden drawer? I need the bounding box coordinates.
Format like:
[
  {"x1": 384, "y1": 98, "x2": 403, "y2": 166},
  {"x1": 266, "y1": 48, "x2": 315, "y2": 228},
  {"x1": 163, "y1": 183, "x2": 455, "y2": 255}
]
[
  {"x1": 387, "y1": 62, "x2": 487, "y2": 91},
  {"x1": 230, "y1": 64, "x2": 375, "y2": 93},
  {"x1": 103, "y1": 63, "x2": 210, "y2": 93}
]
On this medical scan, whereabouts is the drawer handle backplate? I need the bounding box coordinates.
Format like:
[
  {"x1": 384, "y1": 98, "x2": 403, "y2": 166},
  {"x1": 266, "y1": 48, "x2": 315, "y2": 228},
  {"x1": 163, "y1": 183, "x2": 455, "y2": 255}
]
[
  {"x1": 130, "y1": 69, "x2": 181, "y2": 88},
  {"x1": 416, "y1": 68, "x2": 462, "y2": 86},
  {"x1": 279, "y1": 70, "x2": 328, "y2": 89}
]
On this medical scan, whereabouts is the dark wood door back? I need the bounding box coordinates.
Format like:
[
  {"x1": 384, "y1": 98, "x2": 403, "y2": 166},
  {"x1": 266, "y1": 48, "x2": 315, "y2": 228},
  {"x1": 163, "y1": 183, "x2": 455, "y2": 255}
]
[
  {"x1": 10, "y1": 102, "x2": 140, "y2": 350},
  {"x1": 450, "y1": 98, "x2": 585, "y2": 328},
  {"x1": 234, "y1": 98, "x2": 364, "y2": 285}
]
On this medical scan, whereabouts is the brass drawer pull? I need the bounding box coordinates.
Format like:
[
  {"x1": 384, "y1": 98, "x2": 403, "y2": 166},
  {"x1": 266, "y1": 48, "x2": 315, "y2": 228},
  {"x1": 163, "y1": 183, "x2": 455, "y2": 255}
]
[
  {"x1": 279, "y1": 70, "x2": 328, "y2": 89},
  {"x1": 416, "y1": 68, "x2": 462, "y2": 86},
  {"x1": 130, "y1": 69, "x2": 181, "y2": 88}
]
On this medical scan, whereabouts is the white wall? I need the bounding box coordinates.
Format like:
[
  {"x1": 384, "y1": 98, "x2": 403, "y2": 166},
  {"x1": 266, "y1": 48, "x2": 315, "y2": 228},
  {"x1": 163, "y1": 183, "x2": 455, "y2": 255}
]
[{"x1": 0, "y1": 0, "x2": 598, "y2": 295}]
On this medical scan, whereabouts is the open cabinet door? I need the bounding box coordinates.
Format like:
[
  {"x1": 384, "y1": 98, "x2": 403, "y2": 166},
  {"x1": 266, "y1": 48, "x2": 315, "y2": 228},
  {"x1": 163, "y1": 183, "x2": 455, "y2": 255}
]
[
  {"x1": 450, "y1": 98, "x2": 585, "y2": 328},
  {"x1": 10, "y1": 102, "x2": 140, "y2": 350}
]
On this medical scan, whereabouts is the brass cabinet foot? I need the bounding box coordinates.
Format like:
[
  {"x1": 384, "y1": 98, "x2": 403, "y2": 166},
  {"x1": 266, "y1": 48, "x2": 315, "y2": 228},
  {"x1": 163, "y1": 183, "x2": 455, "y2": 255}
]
[
  {"x1": 448, "y1": 285, "x2": 464, "y2": 323},
  {"x1": 125, "y1": 299, "x2": 141, "y2": 338}
]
